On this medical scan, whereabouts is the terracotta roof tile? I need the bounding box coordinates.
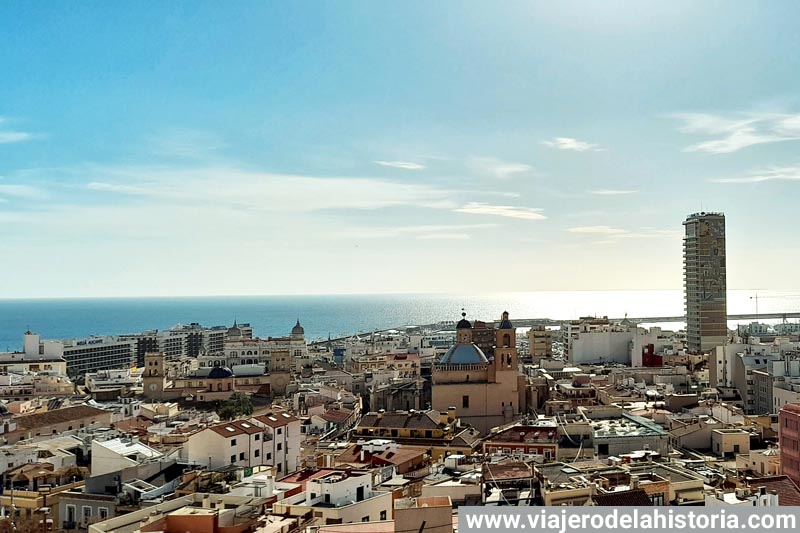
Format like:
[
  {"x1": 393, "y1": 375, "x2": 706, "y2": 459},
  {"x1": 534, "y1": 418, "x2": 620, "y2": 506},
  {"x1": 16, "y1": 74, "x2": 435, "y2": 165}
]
[
  {"x1": 747, "y1": 476, "x2": 800, "y2": 506},
  {"x1": 14, "y1": 405, "x2": 109, "y2": 431},
  {"x1": 254, "y1": 410, "x2": 299, "y2": 427},
  {"x1": 593, "y1": 489, "x2": 653, "y2": 506},
  {"x1": 207, "y1": 419, "x2": 263, "y2": 438}
]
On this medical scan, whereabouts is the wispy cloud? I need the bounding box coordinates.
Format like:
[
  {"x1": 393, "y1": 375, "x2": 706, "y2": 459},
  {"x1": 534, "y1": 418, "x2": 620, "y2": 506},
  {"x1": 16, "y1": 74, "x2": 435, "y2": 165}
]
[
  {"x1": 372, "y1": 160, "x2": 425, "y2": 170},
  {"x1": 672, "y1": 111, "x2": 800, "y2": 154},
  {"x1": 0, "y1": 184, "x2": 45, "y2": 199},
  {"x1": 337, "y1": 223, "x2": 499, "y2": 240},
  {"x1": 567, "y1": 226, "x2": 629, "y2": 235},
  {"x1": 416, "y1": 233, "x2": 471, "y2": 240},
  {"x1": 568, "y1": 225, "x2": 681, "y2": 243},
  {"x1": 83, "y1": 165, "x2": 457, "y2": 211},
  {"x1": 0, "y1": 117, "x2": 34, "y2": 144},
  {"x1": 87, "y1": 182, "x2": 152, "y2": 195},
  {"x1": 542, "y1": 137, "x2": 601, "y2": 152},
  {"x1": 588, "y1": 189, "x2": 638, "y2": 196},
  {"x1": 471, "y1": 157, "x2": 533, "y2": 179},
  {"x1": 454, "y1": 202, "x2": 546, "y2": 220},
  {"x1": 712, "y1": 165, "x2": 800, "y2": 184},
  {"x1": 147, "y1": 129, "x2": 227, "y2": 159}
]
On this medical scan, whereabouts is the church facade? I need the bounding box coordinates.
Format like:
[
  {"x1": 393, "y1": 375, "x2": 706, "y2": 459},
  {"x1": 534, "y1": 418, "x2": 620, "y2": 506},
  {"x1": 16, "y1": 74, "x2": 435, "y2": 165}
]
[{"x1": 431, "y1": 312, "x2": 526, "y2": 435}]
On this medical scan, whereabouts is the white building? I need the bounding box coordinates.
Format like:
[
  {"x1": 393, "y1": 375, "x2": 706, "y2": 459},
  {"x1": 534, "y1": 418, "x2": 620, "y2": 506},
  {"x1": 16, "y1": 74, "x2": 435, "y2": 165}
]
[
  {"x1": 196, "y1": 321, "x2": 307, "y2": 372},
  {"x1": 57, "y1": 336, "x2": 137, "y2": 377},
  {"x1": 705, "y1": 486, "x2": 779, "y2": 506},
  {"x1": 0, "y1": 331, "x2": 68, "y2": 375},
  {"x1": 273, "y1": 469, "x2": 393, "y2": 526},
  {"x1": 85, "y1": 367, "x2": 144, "y2": 393},
  {"x1": 251, "y1": 411, "x2": 302, "y2": 475},
  {"x1": 186, "y1": 411, "x2": 302, "y2": 474},
  {"x1": 186, "y1": 419, "x2": 264, "y2": 470},
  {"x1": 91, "y1": 437, "x2": 164, "y2": 477},
  {"x1": 564, "y1": 318, "x2": 673, "y2": 366}
]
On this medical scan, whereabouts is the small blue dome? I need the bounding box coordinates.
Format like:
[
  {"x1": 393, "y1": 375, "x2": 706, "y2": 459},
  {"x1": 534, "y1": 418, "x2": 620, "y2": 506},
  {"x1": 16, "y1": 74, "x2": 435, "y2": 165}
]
[
  {"x1": 439, "y1": 344, "x2": 488, "y2": 365},
  {"x1": 209, "y1": 366, "x2": 233, "y2": 379},
  {"x1": 498, "y1": 311, "x2": 514, "y2": 330}
]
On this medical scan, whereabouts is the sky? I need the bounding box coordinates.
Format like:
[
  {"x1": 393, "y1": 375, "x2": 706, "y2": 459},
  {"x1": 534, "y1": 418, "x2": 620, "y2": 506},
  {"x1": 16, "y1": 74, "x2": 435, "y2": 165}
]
[{"x1": 2, "y1": 1, "x2": 800, "y2": 298}]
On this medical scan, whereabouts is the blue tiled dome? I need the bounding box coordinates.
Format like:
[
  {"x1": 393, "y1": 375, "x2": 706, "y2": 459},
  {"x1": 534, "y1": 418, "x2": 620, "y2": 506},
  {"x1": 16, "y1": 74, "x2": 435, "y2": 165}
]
[
  {"x1": 439, "y1": 343, "x2": 488, "y2": 365},
  {"x1": 498, "y1": 311, "x2": 514, "y2": 330}
]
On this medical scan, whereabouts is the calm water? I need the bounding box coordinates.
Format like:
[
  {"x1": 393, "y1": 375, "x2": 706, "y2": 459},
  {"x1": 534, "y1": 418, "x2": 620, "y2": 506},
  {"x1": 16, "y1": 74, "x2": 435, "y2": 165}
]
[{"x1": 1, "y1": 290, "x2": 799, "y2": 351}]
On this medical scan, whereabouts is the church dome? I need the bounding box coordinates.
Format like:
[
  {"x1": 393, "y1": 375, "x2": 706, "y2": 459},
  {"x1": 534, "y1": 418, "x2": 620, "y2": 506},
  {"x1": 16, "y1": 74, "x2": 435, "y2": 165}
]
[
  {"x1": 227, "y1": 321, "x2": 242, "y2": 337},
  {"x1": 208, "y1": 366, "x2": 234, "y2": 379},
  {"x1": 498, "y1": 311, "x2": 514, "y2": 330},
  {"x1": 439, "y1": 343, "x2": 488, "y2": 365},
  {"x1": 292, "y1": 319, "x2": 305, "y2": 336},
  {"x1": 456, "y1": 311, "x2": 472, "y2": 330}
]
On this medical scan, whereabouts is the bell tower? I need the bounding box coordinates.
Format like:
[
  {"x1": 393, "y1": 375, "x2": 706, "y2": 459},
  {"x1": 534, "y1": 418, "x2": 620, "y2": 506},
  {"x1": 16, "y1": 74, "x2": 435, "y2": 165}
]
[
  {"x1": 143, "y1": 352, "x2": 168, "y2": 400},
  {"x1": 456, "y1": 311, "x2": 473, "y2": 344},
  {"x1": 494, "y1": 311, "x2": 517, "y2": 370}
]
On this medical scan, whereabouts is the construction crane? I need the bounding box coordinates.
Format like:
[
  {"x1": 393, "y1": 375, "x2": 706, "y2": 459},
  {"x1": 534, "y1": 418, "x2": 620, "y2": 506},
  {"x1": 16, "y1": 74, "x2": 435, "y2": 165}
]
[{"x1": 750, "y1": 293, "x2": 799, "y2": 323}]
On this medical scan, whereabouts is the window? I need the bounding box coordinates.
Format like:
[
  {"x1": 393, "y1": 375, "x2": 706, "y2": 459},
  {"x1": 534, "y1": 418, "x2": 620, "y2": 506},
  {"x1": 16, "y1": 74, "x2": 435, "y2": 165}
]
[
  {"x1": 462, "y1": 395, "x2": 469, "y2": 408},
  {"x1": 267, "y1": 453, "x2": 272, "y2": 460},
  {"x1": 255, "y1": 449, "x2": 260, "y2": 457},
  {"x1": 239, "y1": 452, "x2": 245, "y2": 460},
  {"x1": 255, "y1": 434, "x2": 260, "y2": 441},
  {"x1": 231, "y1": 439, "x2": 237, "y2": 446},
  {"x1": 99, "y1": 508, "x2": 109, "y2": 520},
  {"x1": 277, "y1": 427, "x2": 282, "y2": 435},
  {"x1": 277, "y1": 443, "x2": 282, "y2": 451},
  {"x1": 380, "y1": 510, "x2": 387, "y2": 520},
  {"x1": 362, "y1": 516, "x2": 370, "y2": 522},
  {"x1": 231, "y1": 455, "x2": 236, "y2": 464},
  {"x1": 82, "y1": 506, "x2": 92, "y2": 521}
]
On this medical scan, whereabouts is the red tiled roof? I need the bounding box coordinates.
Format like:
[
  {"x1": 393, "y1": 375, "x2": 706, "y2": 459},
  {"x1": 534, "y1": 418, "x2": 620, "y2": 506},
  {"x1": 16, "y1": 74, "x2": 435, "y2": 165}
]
[
  {"x1": 207, "y1": 419, "x2": 262, "y2": 438},
  {"x1": 321, "y1": 409, "x2": 353, "y2": 424},
  {"x1": 335, "y1": 444, "x2": 425, "y2": 467},
  {"x1": 593, "y1": 489, "x2": 653, "y2": 506},
  {"x1": 780, "y1": 404, "x2": 800, "y2": 415},
  {"x1": 14, "y1": 405, "x2": 109, "y2": 431},
  {"x1": 254, "y1": 410, "x2": 299, "y2": 427},
  {"x1": 747, "y1": 476, "x2": 800, "y2": 506},
  {"x1": 483, "y1": 461, "x2": 532, "y2": 481}
]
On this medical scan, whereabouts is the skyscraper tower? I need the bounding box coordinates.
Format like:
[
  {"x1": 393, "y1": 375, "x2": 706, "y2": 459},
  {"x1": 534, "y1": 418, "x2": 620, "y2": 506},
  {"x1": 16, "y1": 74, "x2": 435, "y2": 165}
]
[{"x1": 683, "y1": 212, "x2": 728, "y2": 353}]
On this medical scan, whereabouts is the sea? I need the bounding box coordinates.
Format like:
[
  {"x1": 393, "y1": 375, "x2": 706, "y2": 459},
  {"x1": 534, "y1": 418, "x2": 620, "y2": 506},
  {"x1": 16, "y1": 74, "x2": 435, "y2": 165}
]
[{"x1": 1, "y1": 290, "x2": 799, "y2": 352}]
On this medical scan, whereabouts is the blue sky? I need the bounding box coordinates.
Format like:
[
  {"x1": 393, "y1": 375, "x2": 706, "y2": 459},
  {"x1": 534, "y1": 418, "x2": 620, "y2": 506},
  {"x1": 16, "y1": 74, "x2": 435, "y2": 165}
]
[{"x1": 2, "y1": 1, "x2": 800, "y2": 297}]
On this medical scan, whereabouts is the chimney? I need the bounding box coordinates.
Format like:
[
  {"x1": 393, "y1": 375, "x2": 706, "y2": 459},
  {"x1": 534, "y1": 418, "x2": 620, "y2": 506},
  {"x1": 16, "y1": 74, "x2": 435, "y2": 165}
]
[
  {"x1": 630, "y1": 475, "x2": 639, "y2": 490},
  {"x1": 439, "y1": 411, "x2": 449, "y2": 425},
  {"x1": 377, "y1": 409, "x2": 385, "y2": 420},
  {"x1": 448, "y1": 406, "x2": 456, "y2": 423}
]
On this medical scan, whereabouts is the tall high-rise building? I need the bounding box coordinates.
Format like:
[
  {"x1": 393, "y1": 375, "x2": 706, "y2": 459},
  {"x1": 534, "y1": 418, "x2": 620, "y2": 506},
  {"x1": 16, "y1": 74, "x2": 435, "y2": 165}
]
[{"x1": 683, "y1": 212, "x2": 728, "y2": 353}]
